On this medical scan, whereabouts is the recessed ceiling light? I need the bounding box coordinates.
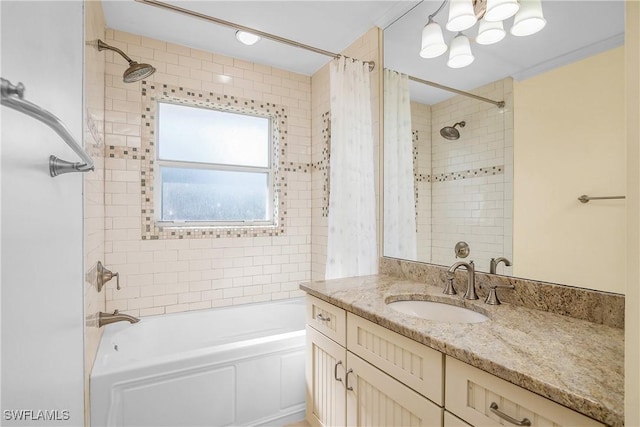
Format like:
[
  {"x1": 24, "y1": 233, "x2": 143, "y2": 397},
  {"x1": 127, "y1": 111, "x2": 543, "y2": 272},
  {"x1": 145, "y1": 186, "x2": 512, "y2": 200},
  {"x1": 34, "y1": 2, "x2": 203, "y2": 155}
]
[{"x1": 235, "y1": 30, "x2": 261, "y2": 46}]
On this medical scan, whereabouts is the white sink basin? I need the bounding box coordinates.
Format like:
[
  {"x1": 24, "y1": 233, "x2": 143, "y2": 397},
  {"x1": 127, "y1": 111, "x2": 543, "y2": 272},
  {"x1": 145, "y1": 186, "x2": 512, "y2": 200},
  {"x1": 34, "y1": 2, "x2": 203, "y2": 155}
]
[{"x1": 387, "y1": 300, "x2": 489, "y2": 323}]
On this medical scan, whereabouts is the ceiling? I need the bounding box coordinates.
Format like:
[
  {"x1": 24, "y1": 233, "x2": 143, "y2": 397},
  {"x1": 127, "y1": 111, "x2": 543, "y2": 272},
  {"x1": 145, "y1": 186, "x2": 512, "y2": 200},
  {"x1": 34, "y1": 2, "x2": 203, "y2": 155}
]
[
  {"x1": 102, "y1": 0, "x2": 412, "y2": 75},
  {"x1": 103, "y1": 0, "x2": 625, "y2": 104}
]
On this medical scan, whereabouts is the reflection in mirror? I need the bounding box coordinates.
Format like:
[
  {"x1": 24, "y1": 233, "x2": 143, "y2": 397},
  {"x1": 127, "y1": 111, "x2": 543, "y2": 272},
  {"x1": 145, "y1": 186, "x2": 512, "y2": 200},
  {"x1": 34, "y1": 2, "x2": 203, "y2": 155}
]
[{"x1": 383, "y1": 1, "x2": 625, "y2": 294}]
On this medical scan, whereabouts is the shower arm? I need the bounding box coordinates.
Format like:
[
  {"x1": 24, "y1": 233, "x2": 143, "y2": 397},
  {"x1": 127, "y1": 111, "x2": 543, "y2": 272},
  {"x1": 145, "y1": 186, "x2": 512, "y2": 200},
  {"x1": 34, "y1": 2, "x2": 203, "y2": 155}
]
[
  {"x1": 97, "y1": 40, "x2": 135, "y2": 65},
  {"x1": 1, "y1": 77, "x2": 95, "y2": 177}
]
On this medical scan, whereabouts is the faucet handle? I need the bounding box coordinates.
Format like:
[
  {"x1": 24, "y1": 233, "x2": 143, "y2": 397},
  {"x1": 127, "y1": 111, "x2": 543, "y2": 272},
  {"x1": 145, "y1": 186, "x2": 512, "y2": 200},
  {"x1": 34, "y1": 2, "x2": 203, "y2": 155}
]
[
  {"x1": 443, "y1": 276, "x2": 457, "y2": 295},
  {"x1": 97, "y1": 261, "x2": 121, "y2": 292},
  {"x1": 484, "y1": 283, "x2": 515, "y2": 305}
]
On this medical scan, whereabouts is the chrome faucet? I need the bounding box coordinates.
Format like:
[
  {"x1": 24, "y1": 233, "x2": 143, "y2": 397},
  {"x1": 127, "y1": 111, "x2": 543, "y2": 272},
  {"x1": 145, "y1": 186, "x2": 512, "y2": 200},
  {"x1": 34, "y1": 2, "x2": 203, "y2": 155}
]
[
  {"x1": 447, "y1": 261, "x2": 478, "y2": 300},
  {"x1": 98, "y1": 310, "x2": 140, "y2": 327},
  {"x1": 490, "y1": 257, "x2": 512, "y2": 274}
]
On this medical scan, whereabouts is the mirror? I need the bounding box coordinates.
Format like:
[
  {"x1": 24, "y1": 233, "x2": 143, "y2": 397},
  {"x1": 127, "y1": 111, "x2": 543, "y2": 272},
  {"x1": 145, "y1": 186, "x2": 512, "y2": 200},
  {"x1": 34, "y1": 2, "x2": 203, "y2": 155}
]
[{"x1": 383, "y1": 0, "x2": 626, "y2": 294}]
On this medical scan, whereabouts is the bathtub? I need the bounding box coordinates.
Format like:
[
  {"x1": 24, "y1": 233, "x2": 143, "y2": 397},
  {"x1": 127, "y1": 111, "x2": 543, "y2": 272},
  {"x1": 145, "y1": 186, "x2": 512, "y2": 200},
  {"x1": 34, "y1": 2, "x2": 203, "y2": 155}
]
[{"x1": 90, "y1": 298, "x2": 306, "y2": 427}]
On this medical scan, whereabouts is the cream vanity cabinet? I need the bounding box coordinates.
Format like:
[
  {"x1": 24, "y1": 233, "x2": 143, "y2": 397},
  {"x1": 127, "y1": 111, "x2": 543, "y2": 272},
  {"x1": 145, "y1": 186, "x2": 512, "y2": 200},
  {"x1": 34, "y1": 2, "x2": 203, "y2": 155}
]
[
  {"x1": 306, "y1": 295, "x2": 606, "y2": 427},
  {"x1": 306, "y1": 295, "x2": 443, "y2": 427}
]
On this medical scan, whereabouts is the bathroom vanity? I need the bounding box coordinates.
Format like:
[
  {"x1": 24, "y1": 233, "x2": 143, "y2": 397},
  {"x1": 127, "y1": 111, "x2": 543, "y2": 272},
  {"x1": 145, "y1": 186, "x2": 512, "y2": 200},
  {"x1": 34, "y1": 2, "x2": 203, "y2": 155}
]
[{"x1": 301, "y1": 274, "x2": 623, "y2": 427}]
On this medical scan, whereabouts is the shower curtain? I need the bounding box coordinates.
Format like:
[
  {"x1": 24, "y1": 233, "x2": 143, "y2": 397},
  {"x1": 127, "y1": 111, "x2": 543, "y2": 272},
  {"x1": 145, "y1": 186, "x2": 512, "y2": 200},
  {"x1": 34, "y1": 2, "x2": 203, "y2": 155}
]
[
  {"x1": 325, "y1": 57, "x2": 378, "y2": 280},
  {"x1": 383, "y1": 69, "x2": 417, "y2": 260}
]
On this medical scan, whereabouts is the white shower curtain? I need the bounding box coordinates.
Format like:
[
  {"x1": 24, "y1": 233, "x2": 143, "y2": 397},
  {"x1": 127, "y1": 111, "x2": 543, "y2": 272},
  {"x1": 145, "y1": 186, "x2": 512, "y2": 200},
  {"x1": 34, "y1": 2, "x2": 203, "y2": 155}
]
[
  {"x1": 325, "y1": 57, "x2": 378, "y2": 280},
  {"x1": 383, "y1": 69, "x2": 417, "y2": 260}
]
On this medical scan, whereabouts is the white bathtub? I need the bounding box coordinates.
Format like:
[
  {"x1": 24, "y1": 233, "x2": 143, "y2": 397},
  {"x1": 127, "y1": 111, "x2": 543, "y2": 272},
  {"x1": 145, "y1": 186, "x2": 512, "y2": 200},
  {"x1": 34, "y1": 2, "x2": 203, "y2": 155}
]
[{"x1": 90, "y1": 298, "x2": 306, "y2": 427}]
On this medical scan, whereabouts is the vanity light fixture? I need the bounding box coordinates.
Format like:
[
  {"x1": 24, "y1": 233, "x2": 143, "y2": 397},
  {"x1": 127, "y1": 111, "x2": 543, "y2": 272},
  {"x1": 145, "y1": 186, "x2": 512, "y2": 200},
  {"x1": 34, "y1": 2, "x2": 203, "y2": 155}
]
[
  {"x1": 420, "y1": 0, "x2": 546, "y2": 68},
  {"x1": 235, "y1": 30, "x2": 261, "y2": 46}
]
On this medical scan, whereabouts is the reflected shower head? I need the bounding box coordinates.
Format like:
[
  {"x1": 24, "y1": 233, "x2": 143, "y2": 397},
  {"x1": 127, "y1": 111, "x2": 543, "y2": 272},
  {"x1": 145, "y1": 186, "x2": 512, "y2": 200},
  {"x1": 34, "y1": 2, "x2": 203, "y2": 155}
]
[
  {"x1": 440, "y1": 121, "x2": 466, "y2": 140},
  {"x1": 97, "y1": 39, "x2": 156, "y2": 83}
]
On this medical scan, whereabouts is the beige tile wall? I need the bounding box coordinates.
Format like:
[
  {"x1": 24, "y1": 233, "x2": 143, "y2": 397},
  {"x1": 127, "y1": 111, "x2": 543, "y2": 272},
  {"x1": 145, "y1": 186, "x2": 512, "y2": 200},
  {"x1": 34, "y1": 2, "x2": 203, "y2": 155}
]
[
  {"x1": 429, "y1": 78, "x2": 514, "y2": 273},
  {"x1": 411, "y1": 101, "x2": 432, "y2": 262},
  {"x1": 83, "y1": 0, "x2": 106, "y2": 422},
  {"x1": 103, "y1": 29, "x2": 311, "y2": 316},
  {"x1": 310, "y1": 27, "x2": 382, "y2": 280}
]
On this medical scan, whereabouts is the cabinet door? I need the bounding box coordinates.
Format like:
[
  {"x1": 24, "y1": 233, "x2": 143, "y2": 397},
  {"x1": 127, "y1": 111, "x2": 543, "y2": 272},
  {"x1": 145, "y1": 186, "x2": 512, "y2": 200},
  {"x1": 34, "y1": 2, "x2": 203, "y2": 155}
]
[
  {"x1": 444, "y1": 411, "x2": 471, "y2": 427},
  {"x1": 346, "y1": 352, "x2": 443, "y2": 427},
  {"x1": 306, "y1": 326, "x2": 347, "y2": 427}
]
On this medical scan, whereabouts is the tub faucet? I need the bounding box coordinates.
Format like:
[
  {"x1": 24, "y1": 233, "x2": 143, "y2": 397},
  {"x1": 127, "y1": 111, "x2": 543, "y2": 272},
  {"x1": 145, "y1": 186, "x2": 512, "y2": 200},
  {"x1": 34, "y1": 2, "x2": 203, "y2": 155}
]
[
  {"x1": 447, "y1": 261, "x2": 478, "y2": 300},
  {"x1": 490, "y1": 257, "x2": 512, "y2": 274},
  {"x1": 98, "y1": 310, "x2": 140, "y2": 327}
]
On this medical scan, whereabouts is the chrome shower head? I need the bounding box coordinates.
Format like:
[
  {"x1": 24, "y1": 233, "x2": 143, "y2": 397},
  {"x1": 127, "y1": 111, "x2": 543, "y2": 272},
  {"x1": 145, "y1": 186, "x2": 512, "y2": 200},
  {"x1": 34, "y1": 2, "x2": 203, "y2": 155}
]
[
  {"x1": 440, "y1": 121, "x2": 466, "y2": 140},
  {"x1": 96, "y1": 39, "x2": 156, "y2": 83}
]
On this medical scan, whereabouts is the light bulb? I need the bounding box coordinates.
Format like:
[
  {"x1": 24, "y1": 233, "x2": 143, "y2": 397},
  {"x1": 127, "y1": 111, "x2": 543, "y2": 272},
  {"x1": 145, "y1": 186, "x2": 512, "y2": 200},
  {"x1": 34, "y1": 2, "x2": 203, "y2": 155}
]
[
  {"x1": 476, "y1": 19, "x2": 506, "y2": 45},
  {"x1": 420, "y1": 18, "x2": 448, "y2": 58},
  {"x1": 235, "y1": 30, "x2": 261, "y2": 46},
  {"x1": 485, "y1": 0, "x2": 520, "y2": 22},
  {"x1": 447, "y1": 33, "x2": 475, "y2": 68},
  {"x1": 510, "y1": 0, "x2": 546, "y2": 36},
  {"x1": 446, "y1": 0, "x2": 478, "y2": 32}
]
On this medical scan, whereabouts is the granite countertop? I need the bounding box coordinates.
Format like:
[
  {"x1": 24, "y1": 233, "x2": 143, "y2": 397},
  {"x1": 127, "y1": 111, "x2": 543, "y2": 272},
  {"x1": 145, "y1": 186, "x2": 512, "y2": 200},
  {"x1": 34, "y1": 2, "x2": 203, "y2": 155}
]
[{"x1": 300, "y1": 274, "x2": 624, "y2": 427}]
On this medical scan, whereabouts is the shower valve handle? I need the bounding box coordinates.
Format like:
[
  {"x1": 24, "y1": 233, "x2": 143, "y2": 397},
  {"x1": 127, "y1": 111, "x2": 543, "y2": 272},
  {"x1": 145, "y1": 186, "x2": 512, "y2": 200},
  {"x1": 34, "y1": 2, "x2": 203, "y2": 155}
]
[{"x1": 97, "y1": 261, "x2": 120, "y2": 292}]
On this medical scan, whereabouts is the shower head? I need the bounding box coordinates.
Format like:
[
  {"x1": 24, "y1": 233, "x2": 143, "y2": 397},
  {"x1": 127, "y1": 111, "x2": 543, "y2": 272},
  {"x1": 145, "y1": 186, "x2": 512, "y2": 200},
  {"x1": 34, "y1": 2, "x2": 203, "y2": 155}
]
[
  {"x1": 96, "y1": 39, "x2": 156, "y2": 83},
  {"x1": 123, "y1": 62, "x2": 156, "y2": 83},
  {"x1": 440, "y1": 121, "x2": 466, "y2": 140}
]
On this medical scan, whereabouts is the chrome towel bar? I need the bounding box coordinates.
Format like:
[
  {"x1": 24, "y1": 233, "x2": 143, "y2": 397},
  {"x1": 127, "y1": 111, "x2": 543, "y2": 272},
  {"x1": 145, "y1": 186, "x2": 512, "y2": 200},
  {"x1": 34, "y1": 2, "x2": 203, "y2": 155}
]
[
  {"x1": 578, "y1": 194, "x2": 626, "y2": 203},
  {"x1": 1, "y1": 77, "x2": 94, "y2": 177}
]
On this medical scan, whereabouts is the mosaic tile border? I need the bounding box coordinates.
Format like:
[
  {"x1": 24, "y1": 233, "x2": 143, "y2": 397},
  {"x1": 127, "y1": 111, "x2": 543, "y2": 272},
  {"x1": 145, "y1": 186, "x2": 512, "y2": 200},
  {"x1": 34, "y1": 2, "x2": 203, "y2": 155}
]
[
  {"x1": 432, "y1": 165, "x2": 504, "y2": 182},
  {"x1": 311, "y1": 112, "x2": 331, "y2": 218},
  {"x1": 138, "y1": 81, "x2": 292, "y2": 240}
]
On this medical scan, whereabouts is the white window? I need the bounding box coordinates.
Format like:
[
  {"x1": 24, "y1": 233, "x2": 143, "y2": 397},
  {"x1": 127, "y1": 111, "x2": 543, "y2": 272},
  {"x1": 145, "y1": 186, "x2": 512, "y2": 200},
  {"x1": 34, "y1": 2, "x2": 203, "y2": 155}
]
[{"x1": 155, "y1": 101, "x2": 274, "y2": 226}]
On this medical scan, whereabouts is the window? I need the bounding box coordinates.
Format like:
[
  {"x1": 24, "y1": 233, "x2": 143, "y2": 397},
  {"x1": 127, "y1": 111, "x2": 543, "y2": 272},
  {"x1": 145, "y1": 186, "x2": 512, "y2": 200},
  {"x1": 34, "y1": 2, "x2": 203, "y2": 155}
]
[{"x1": 156, "y1": 101, "x2": 274, "y2": 225}]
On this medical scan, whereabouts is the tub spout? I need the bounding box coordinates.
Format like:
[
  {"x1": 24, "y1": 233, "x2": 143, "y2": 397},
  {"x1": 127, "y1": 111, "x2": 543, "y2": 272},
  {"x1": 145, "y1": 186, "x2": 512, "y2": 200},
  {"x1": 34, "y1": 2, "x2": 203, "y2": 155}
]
[{"x1": 98, "y1": 310, "x2": 140, "y2": 327}]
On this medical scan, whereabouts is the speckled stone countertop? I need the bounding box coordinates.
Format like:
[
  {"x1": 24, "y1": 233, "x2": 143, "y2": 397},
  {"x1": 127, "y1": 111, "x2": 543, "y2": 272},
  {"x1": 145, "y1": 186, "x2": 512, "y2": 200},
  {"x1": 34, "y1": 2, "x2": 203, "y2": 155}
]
[{"x1": 300, "y1": 275, "x2": 624, "y2": 427}]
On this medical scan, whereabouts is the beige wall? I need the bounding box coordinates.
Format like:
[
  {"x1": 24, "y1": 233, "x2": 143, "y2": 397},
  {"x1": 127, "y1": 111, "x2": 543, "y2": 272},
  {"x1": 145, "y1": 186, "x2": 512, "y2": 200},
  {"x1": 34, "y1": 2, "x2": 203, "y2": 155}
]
[
  {"x1": 83, "y1": 0, "x2": 106, "y2": 423},
  {"x1": 310, "y1": 27, "x2": 382, "y2": 280},
  {"x1": 513, "y1": 47, "x2": 625, "y2": 293},
  {"x1": 411, "y1": 101, "x2": 432, "y2": 262},
  {"x1": 103, "y1": 29, "x2": 311, "y2": 316},
  {"x1": 626, "y1": 1, "x2": 640, "y2": 425}
]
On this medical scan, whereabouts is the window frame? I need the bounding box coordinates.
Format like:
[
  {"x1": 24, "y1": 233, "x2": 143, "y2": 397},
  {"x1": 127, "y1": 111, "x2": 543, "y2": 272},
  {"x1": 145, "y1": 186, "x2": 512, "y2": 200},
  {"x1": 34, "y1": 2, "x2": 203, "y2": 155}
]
[{"x1": 153, "y1": 100, "x2": 276, "y2": 228}]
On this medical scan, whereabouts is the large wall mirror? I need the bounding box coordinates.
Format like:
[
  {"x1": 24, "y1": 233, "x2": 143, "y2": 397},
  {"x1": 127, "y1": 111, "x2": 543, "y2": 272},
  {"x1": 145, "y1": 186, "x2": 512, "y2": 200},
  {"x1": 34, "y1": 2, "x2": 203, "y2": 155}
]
[{"x1": 383, "y1": 0, "x2": 626, "y2": 294}]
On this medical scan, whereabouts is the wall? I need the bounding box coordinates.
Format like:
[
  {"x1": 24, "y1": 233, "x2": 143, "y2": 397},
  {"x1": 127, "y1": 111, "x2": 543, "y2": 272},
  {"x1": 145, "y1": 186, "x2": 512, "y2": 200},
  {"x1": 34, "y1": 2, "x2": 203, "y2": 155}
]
[
  {"x1": 513, "y1": 47, "x2": 625, "y2": 293},
  {"x1": 427, "y1": 79, "x2": 514, "y2": 274},
  {"x1": 0, "y1": 1, "x2": 85, "y2": 424},
  {"x1": 626, "y1": 1, "x2": 640, "y2": 425},
  {"x1": 84, "y1": 0, "x2": 106, "y2": 423},
  {"x1": 103, "y1": 29, "x2": 311, "y2": 316},
  {"x1": 310, "y1": 27, "x2": 382, "y2": 280},
  {"x1": 411, "y1": 101, "x2": 432, "y2": 262}
]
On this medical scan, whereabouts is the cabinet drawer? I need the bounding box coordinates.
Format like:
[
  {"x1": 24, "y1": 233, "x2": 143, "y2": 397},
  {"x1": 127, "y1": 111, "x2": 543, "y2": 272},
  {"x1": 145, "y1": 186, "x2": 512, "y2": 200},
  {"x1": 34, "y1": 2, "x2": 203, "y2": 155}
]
[
  {"x1": 347, "y1": 312, "x2": 444, "y2": 405},
  {"x1": 307, "y1": 295, "x2": 346, "y2": 346},
  {"x1": 445, "y1": 356, "x2": 604, "y2": 427}
]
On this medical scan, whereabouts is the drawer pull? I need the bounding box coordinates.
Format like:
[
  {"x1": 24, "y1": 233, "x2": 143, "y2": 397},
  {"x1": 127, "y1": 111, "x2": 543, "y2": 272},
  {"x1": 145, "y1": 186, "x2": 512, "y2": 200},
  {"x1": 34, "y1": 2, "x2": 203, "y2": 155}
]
[
  {"x1": 490, "y1": 402, "x2": 531, "y2": 426},
  {"x1": 334, "y1": 361, "x2": 343, "y2": 383},
  {"x1": 316, "y1": 313, "x2": 331, "y2": 322},
  {"x1": 345, "y1": 368, "x2": 354, "y2": 391}
]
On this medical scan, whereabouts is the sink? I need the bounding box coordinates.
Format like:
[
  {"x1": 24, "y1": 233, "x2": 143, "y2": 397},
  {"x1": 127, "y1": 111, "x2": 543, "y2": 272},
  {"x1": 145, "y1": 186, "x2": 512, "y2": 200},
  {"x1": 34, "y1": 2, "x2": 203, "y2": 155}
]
[{"x1": 386, "y1": 300, "x2": 489, "y2": 323}]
